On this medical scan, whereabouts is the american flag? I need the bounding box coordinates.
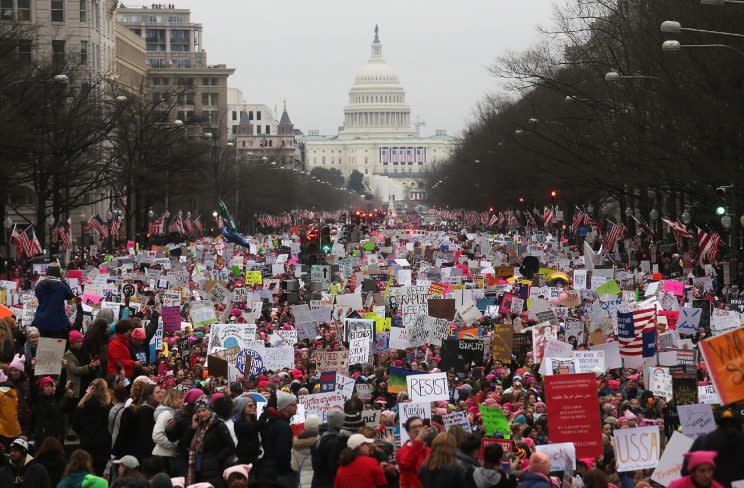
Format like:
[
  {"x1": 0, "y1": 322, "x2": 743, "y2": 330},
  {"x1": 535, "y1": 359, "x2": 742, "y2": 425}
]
[
  {"x1": 168, "y1": 213, "x2": 185, "y2": 235},
  {"x1": 193, "y1": 215, "x2": 203, "y2": 233},
  {"x1": 603, "y1": 220, "x2": 626, "y2": 253},
  {"x1": 184, "y1": 216, "x2": 194, "y2": 235},
  {"x1": 697, "y1": 227, "x2": 721, "y2": 263},
  {"x1": 631, "y1": 215, "x2": 654, "y2": 239},
  {"x1": 617, "y1": 307, "x2": 656, "y2": 357},
  {"x1": 488, "y1": 213, "x2": 498, "y2": 227},
  {"x1": 542, "y1": 206, "x2": 555, "y2": 227},
  {"x1": 662, "y1": 218, "x2": 691, "y2": 242},
  {"x1": 523, "y1": 211, "x2": 537, "y2": 229},
  {"x1": 148, "y1": 214, "x2": 166, "y2": 236},
  {"x1": 11, "y1": 225, "x2": 42, "y2": 258},
  {"x1": 480, "y1": 212, "x2": 490, "y2": 226},
  {"x1": 84, "y1": 214, "x2": 109, "y2": 238},
  {"x1": 53, "y1": 219, "x2": 72, "y2": 251},
  {"x1": 497, "y1": 212, "x2": 506, "y2": 228},
  {"x1": 110, "y1": 214, "x2": 122, "y2": 238},
  {"x1": 9, "y1": 225, "x2": 22, "y2": 257},
  {"x1": 507, "y1": 211, "x2": 519, "y2": 228},
  {"x1": 571, "y1": 206, "x2": 585, "y2": 234}
]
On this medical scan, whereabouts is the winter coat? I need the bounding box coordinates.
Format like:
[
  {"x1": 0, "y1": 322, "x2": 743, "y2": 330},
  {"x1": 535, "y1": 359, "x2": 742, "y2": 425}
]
[
  {"x1": 419, "y1": 464, "x2": 466, "y2": 488},
  {"x1": 152, "y1": 405, "x2": 179, "y2": 457},
  {"x1": 668, "y1": 476, "x2": 725, "y2": 488},
  {"x1": 71, "y1": 397, "x2": 111, "y2": 473},
  {"x1": 457, "y1": 450, "x2": 480, "y2": 471},
  {"x1": 106, "y1": 334, "x2": 135, "y2": 378},
  {"x1": 291, "y1": 432, "x2": 318, "y2": 488},
  {"x1": 36, "y1": 452, "x2": 65, "y2": 487},
  {"x1": 0, "y1": 385, "x2": 21, "y2": 439},
  {"x1": 13, "y1": 375, "x2": 33, "y2": 435},
  {"x1": 0, "y1": 455, "x2": 51, "y2": 488},
  {"x1": 33, "y1": 277, "x2": 72, "y2": 334},
  {"x1": 56, "y1": 470, "x2": 89, "y2": 488},
  {"x1": 466, "y1": 467, "x2": 517, "y2": 488},
  {"x1": 256, "y1": 410, "x2": 294, "y2": 480},
  {"x1": 311, "y1": 429, "x2": 344, "y2": 488},
  {"x1": 63, "y1": 349, "x2": 94, "y2": 398},
  {"x1": 233, "y1": 416, "x2": 263, "y2": 465},
  {"x1": 113, "y1": 403, "x2": 156, "y2": 461},
  {"x1": 32, "y1": 393, "x2": 67, "y2": 445},
  {"x1": 396, "y1": 439, "x2": 430, "y2": 488},
  {"x1": 515, "y1": 472, "x2": 552, "y2": 488},
  {"x1": 181, "y1": 416, "x2": 235, "y2": 486}
]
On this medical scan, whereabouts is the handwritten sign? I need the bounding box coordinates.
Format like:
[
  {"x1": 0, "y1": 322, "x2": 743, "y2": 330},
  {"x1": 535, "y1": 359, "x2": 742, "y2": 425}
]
[
  {"x1": 677, "y1": 404, "x2": 715, "y2": 438},
  {"x1": 612, "y1": 426, "x2": 660, "y2": 472},
  {"x1": 699, "y1": 326, "x2": 744, "y2": 404},
  {"x1": 442, "y1": 411, "x2": 471, "y2": 432},
  {"x1": 300, "y1": 392, "x2": 345, "y2": 421},
  {"x1": 35, "y1": 338, "x2": 66, "y2": 376},
  {"x1": 479, "y1": 405, "x2": 510, "y2": 438},
  {"x1": 406, "y1": 372, "x2": 449, "y2": 403},
  {"x1": 314, "y1": 350, "x2": 348, "y2": 373},
  {"x1": 161, "y1": 306, "x2": 182, "y2": 333},
  {"x1": 651, "y1": 431, "x2": 694, "y2": 487},
  {"x1": 399, "y1": 402, "x2": 431, "y2": 443},
  {"x1": 535, "y1": 443, "x2": 576, "y2": 472}
]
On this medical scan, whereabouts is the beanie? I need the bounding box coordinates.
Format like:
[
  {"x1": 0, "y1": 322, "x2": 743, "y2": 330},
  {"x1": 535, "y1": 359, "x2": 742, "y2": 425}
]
[
  {"x1": 684, "y1": 451, "x2": 717, "y2": 472},
  {"x1": 183, "y1": 388, "x2": 205, "y2": 406},
  {"x1": 69, "y1": 330, "x2": 83, "y2": 344},
  {"x1": 131, "y1": 327, "x2": 146, "y2": 340},
  {"x1": 276, "y1": 390, "x2": 297, "y2": 411},
  {"x1": 149, "y1": 472, "x2": 173, "y2": 488},
  {"x1": 82, "y1": 474, "x2": 108, "y2": 488},
  {"x1": 304, "y1": 414, "x2": 322, "y2": 434},
  {"x1": 326, "y1": 408, "x2": 345, "y2": 430},
  {"x1": 9, "y1": 354, "x2": 25, "y2": 371}
]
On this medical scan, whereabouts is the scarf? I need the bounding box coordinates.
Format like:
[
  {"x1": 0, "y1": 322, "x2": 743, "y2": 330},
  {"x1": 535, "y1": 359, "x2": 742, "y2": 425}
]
[{"x1": 186, "y1": 413, "x2": 217, "y2": 486}]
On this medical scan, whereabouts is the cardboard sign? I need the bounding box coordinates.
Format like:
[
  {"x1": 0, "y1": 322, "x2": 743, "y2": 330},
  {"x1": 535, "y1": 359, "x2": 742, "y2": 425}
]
[
  {"x1": 651, "y1": 431, "x2": 694, "y2": 487},
  {"x1": 697, "y1": 384, "x2": 721, "y2": 404},
  {"x1": 612, "y1": 426, "x2": 660, "y2": 472},
  {"x1": 406, "y1": 372, "x2": 449, "y2": 403},
  {"x1": 699, "y1": 327, "x2": 744, "y2": 404},
  {"x1": 649, "y1": 367, "x2": 673, "y2": 399},
  {"x1": 314, "y1": 351, "x2": 349, "y2": 374},
  {"x1": 442, "y1": 411, "x2": 471, "y2": 432},
  {"x1": 428, "y1": 298, "x2": 456, "y2": 321},
  {"x1": 300, "y1": 392, "x2": 345, "y2": 421},
  {"x1": 161, "y1": 305, "x2": 182, "y2": 333},
  {"x1": 571, "y1": 350, "x2": 605, "y2": 374},
  {"x1": 677, "y1": 404, "x2": 716, "y2": 438},
  {"x1": 35, "y1": 338, "x2": 66, "y2": 376},
  {"x1": 491, "y1": 323, "x2": 513, "y2": 364},
  {"x1": 535, "y1": 443, "x2": 576, "y2": 472},
  {"x1": 361, "y1": 409, "x2": 381, "y2": 428},
  {"x1": 544, "y1": 373, "x2": 603, "y2": 458},
  {"x1": 479, "y1": 405, "x2": 510, "y2": 438},
  {"x1": 399, "y1": 401, "x2": 431, "y2": 443}
]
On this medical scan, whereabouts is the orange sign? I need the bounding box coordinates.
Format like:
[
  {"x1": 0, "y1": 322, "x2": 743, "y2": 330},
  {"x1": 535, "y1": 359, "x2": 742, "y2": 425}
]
[{"x1": 699, "y1": 327, "x2": 744, "y2": 405}]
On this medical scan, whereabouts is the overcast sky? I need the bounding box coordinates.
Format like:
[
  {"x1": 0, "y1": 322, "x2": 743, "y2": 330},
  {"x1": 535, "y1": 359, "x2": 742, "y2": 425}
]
[{"x1": 163, "y1": 0, "x2": 556, "y2": 137}]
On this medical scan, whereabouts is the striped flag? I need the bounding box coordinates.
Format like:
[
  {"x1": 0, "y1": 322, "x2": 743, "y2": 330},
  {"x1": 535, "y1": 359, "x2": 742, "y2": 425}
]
[
  {"x1": 488, "y1": 213, "x2": 498, "y2": 227},
  {"x1": 84, "y1": 214, "x2": 109, "y2": 238},
  {"x1": 662, "y1": 218, "x2": 691, "y2": 241},
  {"x1": 148, "y1": 214, "x2": 166, "y2": 236},
  {"x1": 603, "y1": 220, "x2": 626, "y2": 253},
  {"x1": 523, "y1": 211, "x2": 537, "y2": 229},
  {"x1": 542, "y1": 206, "x2": 555, "y2": 227},
  {"x1": 52, "y1": 219, "x2": 72, "y2": 251},
  {"x1": 617, "y1": 307, "x2": 656, "y2": 357},
  {"x1": 168, "y1": 213, "x2": 185, "y2": 235},
  {"x1": 631, "y1": 215, "x2": 654, "y2": 239},
  {"x1": 110, "y1": 214, "x2": 122, "y2": 238},
  {"x1": 184, "y1": 216, "x2": 194, "y2": 235},
  {"x1": 571, "y1": 206, "x2": 585, "y2": 234},
  {"x1": 697, "y1": 227, "x2": 721, "y2": 262},
  {"x1": 15, "y1": 225, "x2": 42, "y2": 258},
  {"x1": 193, "y1": 215, "x2": 203, "y2": 233}
]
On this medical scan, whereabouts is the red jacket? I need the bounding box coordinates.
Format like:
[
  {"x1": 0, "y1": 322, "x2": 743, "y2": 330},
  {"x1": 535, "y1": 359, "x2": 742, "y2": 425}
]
[
  {"x1": 107, "y1": 334, "x2": 135, "y2": 378},
  {"x1": 396, "y1": 439, "x2": 430, "y2": 488},
  {"x1": 335, "y1": 455, "x2": 386, "y2": 488}
]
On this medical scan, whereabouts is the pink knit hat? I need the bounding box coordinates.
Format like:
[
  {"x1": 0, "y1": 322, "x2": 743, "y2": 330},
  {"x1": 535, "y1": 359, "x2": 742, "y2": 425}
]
[
  {"x1": 684, "y1": 451, "x2": 717, "y2": 472},
  {"x1": 9, "y1": 354, "x2": 25, "y2": 371},
  {"x1": 69, "y1": 330, "x2": 83, "y2": 344},
  {"x1": 222, "y1": 464, "x2": 252, "y2": 481}
]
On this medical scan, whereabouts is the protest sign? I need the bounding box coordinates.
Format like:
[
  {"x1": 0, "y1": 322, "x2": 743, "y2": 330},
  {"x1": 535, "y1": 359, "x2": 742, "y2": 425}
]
[
  {"x1": 387, "y1": 367, "x2": 419, "y2": 394},
  {"x1": 355, "y1": 383, "x2": 372, "y2": 402},
  {"x1": 361, "y1": 409, "x2": 381, "y2": 428},
  {"x1": 424, "y1": 316, "x2": 451, "y2": 346},
  {"x1": 314, "y1": 351, "x2": 348, "y2": 373},
  {"x1": 406, "y1": 314, "x2": 429, "y2": 347},
  {"x1": 428, "y1": 298, "x2": 456, "y2": 321},
  {"x1": 34, "y1": 338, "x2": 66, "y2": 376},
  {"x1": 300, "y1": 392, "x2": 345, "y2": 421},
  {"x1": 491, "y1": 323, "x2": 513, "y2": 364},
  {"x1": 336, "y1": 373, "x2": 356, "y2": 399},
  {"x1": 512, "y1": 332, "x2": 532, "y2": 365},
  {"x1": 699, "y1": 327, "x2": 744, "y2": 404},
  {"x1": 677, "y1": 404, "x2": 716, "y2": 438},
  {"x1": 442, "y1": 411, "x2": 471, "y2": 432},
  {"x1": 535, "y1": 443, "x2": 576, "y2": 472},
  {"x1": 161, "y1": 305, "x2": 182, "y2": 333},
  {"x1": 710, "y1": 309, "x2": 740, "y2": 336},
  {"x1": 189, "y1": 301, "x2": 216, "y2": 327},
  {"x1": 245, "y1": 270, "x2": 263, "y2": 285},
  {"x1": 671, "y1": 370, "x2": 699, "y2": 406},
  {"x1": 543, "y1": 357, "x2": 580, "y2": 375},
  {"x1": 697, "y1": 385, "x2": 721, "y2": 404},
  {"x1": 399, "y1": 402, "x2": 431, "y2": 442},
  {"x1": 406, "y1": 372, "x2": 449, "y2": 403},
  {"x1": 348, "y1": 335, "x2": 370, "y2": 365},
  {"x1": 677, "y1": 308, "x2": 701, "y2": 335},
  {"x1": 479, "y1": 405, "x2": 510, "y2": 438},
  {"x1": 390, "y1": 285, "x2": 428, "y2": 328},
  {"x1": 649, "y1": 367, "x2": 673, "y2": 399},
  {"x1": 590, "y1": 341, "x2": 622, "y2": 370},
  {"x1": 343, "y1": 318, "x2": 375, "y2": 343},
  {"x1": 544, "y1": 373, "x2": 603, "y2": 458},
  {"x1": 262, "y1": 346, "x2": 294, "y2": 371},
  {"x1": 651, "y1": 431, "x2": 694, "y2": 487},
  {"x1": 571, "y1": 350, "x2": 605, "y2": 373},
  {"x1": 612, "y1": 426, "x2": 660, "y2": 471}
]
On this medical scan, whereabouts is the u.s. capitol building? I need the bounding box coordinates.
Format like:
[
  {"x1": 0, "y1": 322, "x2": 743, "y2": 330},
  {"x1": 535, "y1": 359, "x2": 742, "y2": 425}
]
[{"x1": 303, "y1": 26, "x2": 454, "y2": 205}]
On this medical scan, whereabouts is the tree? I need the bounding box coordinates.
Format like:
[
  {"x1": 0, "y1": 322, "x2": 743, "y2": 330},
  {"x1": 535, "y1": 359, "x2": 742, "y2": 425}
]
[
  {"x1": 347, "y1": 170, "x2": 366, "y2": 193},
  {"x1": 309, "y1": 167, "x2": 345, "y2": 188}
]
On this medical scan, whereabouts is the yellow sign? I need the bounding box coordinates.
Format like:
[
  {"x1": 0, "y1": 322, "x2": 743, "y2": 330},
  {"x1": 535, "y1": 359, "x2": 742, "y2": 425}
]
[{"x1": 245, "y1": 271, "x2": 263, "y2": 285}]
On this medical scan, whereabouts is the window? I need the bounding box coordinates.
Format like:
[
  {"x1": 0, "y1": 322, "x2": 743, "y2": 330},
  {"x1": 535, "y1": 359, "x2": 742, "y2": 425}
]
[
  {"x1": 177, "y1": 110, "x2": 194, "y2": 121},
  {"x1": 256, "y1": 125, "x2": 261, "y2": 135},
  {"x1": 80, "y1": 40, "x2": 88, "y2": 65},
  {"x1": 256, "y1": 111, "x2": 261, "y2": 121},
  {"x1": 52, "y1": 40, "x2": 65, "y2": 65},
  {"x1": 248, "y1": 111, "x2": 253, "y2": 120},
  {"x1": 202, "y1": 77, "x2": 217, "y2": 86},
  {"x1": 232, "y1": 111, "x2": 237, "y2": 121},
  {"x1": 269, "y1": 140, "x2": 273, "y2": 147},
  {"x1": 17, "y1": 39, "x2": 31, "y2": 63},
  {"x1": 1, "y1": 0, "x2": 13, "y2": 20},
  {"x1": 178, "y1": 93, "x2": 194, "y2": 105},
  {"x1": 79, "y1": 0, "x2": 86, "y2": 21},
  {"x1": 322, "y1": 156, "x2": 326, "y2": 164},
  {"x1": 176, "y1": 77, "x2": 194, "y2": 86},
  {"x1": 201, "y1": 92, "x2": 218, "y2": 105},
  {"x1": 152, "y1": 77, "x2": 169, "y2": 86},
  {"x1": 51, "y1": 0, "x2": 64, "y2": 22},
  {"x1": 152, "y1": 92, "x2": 164, "y2": 104},
  {"x1": 265, "y1": 125, "x2": 270, "y2": 134},
  {"x1": 170, "y1": 30, "x2": 190, "y2": 52},
  {"x1": 17, "y1": 0, "x2": 30, "y2": 21},
  {"x1": 365, "y1": 168, "x2": 368, "y2": 174},
  {"x1": 145, "y1": 29, "x2": 166, "y2": 51}
]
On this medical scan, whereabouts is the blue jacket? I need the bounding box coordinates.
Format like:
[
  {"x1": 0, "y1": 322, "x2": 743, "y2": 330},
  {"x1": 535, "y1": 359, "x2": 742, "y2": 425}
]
[
  {"x1": 33, "y1": 277, "x2": 73, "y2": 333},
  {"x1": 516, "y1": 472, "x2": 552, "y2": 488}
]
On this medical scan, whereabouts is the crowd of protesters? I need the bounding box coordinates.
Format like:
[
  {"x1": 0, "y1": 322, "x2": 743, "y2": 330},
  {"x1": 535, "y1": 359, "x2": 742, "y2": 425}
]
[{"x1": 0, "y1": 218, "x2": 742, "y2": 488}]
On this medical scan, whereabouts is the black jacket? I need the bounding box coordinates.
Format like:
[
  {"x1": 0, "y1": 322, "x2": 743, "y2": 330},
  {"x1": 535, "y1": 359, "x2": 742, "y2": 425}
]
[
  {"x1": 182, "y1": 416, "x2": 235, "y2": 486},
  {"x1": 420, "y1": 464, "x2": 466, "y2": 488},
  {"x1": 682, "y1": 427, "x2": 744, "y2": 488},
  {"x1": 256, "y1": 411, "x2": 294, "y2": 479},
  {"x1": 31, "y1": 394, "x2": 67, "y2": 445},
  {"x1": 166, "y1": 409, "x2": 193, "y2": 458},
  {"x1": 234, "y1": 417, "x2": 262, "y2": 465},
  {"x1": 0, "y1": 457, "x2": 51, "y2": 488},
  {"x1": 311, "y1": 428, "x2": 343, "y2": 488},
  {"x1": 71, "y1": 397, "x2": 112, "y2": 471},
  {"x1": 113, "y1": 403, "x2": 156, "y2": 461}
]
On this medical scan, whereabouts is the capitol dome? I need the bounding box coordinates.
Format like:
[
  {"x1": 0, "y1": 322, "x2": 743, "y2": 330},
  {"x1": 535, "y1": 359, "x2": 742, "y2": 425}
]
[{"x1": 339, "y1": 26, "x2": 415, "y2": 140}]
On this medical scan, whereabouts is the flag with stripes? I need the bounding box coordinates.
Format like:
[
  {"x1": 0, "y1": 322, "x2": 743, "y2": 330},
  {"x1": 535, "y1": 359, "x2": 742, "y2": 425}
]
[
  {"x1": 53, "y1": 219, "x2": 72, "y2": 251},
  {"x1": 480, "y1": 212, "x2": 490, "y2": 226},
  {"x1": 617, "y1": 307, "x2": 656, "y2": 357},
  {"x1": 488, "y1": 213, "x2": 498, "y2": 227},
  {"x1": 16, "y1": 225, "x2": 42, "y2": 258},
  {"x1": 584, "y1": 212, "x2": 601, "y2": 234},
  {"x1": 603, "y1": 220, "x2": 626, "y2": 253},
  {"x1": 168, "y1": 214, "x2": 185, "y2": 235},
  {"x1": 84, "y1": 214, "x2": 109, "y2": 238},
  {"x1": 184, "y1": 216, "x2": 194, "y2": 235},
  {"x1": 571, "y1": 206, "x2": 585, "y2": 234},
  {"x1": 631, "y1": 215, "x2": 654, "y2": 239},
  {"x1": 662, "y1": 218, "x2": 691, "y2": 242},
  {"x1": 148, "y1": 214, "x2": 166, "y2": 236},
  {"x1": 507, "y1": 211, "x2": 519, "y2": 228},
  {"x1": 110, "y1": 214, "x2": 121, "y2": 238},
  {"x1": 697, "y1": 227, "x2": 721, "y2": 262},
  {"x1": 523, "y1": 211, "x2": 537, "y2": 229},
  {"x1": 9, "y1": 224, "x2": 23, "y2": 257},
  {"x1": 193, "y1": 215, "x2": 203, "y2": 233},
  {"x1": 542, "y1": 206, "x2": 555, "y2": 227}
]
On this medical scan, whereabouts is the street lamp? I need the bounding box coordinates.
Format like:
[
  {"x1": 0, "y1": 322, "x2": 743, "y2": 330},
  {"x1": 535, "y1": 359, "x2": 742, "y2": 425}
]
[
  {"x1": 605, "y1": 71, "x2": 659, "y2": 81},
  {"x1": 514, "y1": 129, "x2": 524, "y2": 136},
  {"x1": 115, "y1": 95, "x2": 128, "y2": 103},
  {"x1": 662, "y1": 39, "x2": 744, "y2": 58},
  {"x1": 173, "y1": 119, "x2": 184, "y2": 127},
  {"x1": 204, "y1": 132, "x2": 213, "y2": 139},
  {"x1": 53, "y1": 74, "x2": 69, "y2": 84},
  {"x1": 650, "y1": 208, "x2": 659, "y2": 221},
  {"x1": 661, "y1": 20, "x2": 744, "y2": 38},
  {"x1": 625, "y1": 207, "x2": 633, "y2": 218},
  {"x1": 681, "y1": 208, "x2": 692, "y2": 224},
  {"x1": 147, "y1": 208, "x2": 155, "y2": 219},
  {"x1": 722, "y1": 215, "x2": 733, "y2": 229}
]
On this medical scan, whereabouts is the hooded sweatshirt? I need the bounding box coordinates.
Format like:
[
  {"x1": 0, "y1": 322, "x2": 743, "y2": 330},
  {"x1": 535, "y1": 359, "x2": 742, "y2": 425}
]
[{"x1": 152, "y1": 404, "x2": 179, "y2": 457}]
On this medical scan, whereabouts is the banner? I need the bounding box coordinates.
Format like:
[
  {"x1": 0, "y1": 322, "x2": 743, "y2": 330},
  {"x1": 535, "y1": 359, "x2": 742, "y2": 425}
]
[
  {"x1": 491, "y1": 323, "x2": 513, "y2": 364},
  {"x1": 699, "y1": 327, "x2": 744, "y2": 404},
  {"x1": 544, "y1": 373, "x2": 603, "y2": 458},
  {"x1": 611, "y1": 426, "x2": 660, "y2": 472}
]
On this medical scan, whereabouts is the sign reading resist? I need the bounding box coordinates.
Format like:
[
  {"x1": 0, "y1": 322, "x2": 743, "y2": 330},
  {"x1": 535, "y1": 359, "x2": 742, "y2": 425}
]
[{"x1": 406, "y1": 372, "x2": 449, "y2": 403}]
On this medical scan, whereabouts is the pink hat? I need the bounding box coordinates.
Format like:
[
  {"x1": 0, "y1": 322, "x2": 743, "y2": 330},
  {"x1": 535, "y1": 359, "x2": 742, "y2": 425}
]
[
  {"x1": 9, "y1": 354, "x2": 25, "y2": 371},
  {"x1": 183, "y1": 388, "x2": 205, "y2": 406},
  {"x1": 684, "y1": 451, "x2": 717, "y2": 472},
  {"x1": 36, "y1": 376, "x2": 55, "y2": 388},
  {"x1": 222, "y1": 464, "x2": 252, "y2": 481},
  {"x1": 131, "y1": 327, "x2": 146, "y2": 340},
  {"x1": 523, "y1": 437, "x2": 535, "y2": 449},
  {"x1": 69, "y1": 330, "x2": 83, "y2": 344},
  {"x1": 171, "y1": 477, "x2": 185, "y2": 488},
  {"x1": 291, "y1": 369, "x2": 303, "y2": 379}
]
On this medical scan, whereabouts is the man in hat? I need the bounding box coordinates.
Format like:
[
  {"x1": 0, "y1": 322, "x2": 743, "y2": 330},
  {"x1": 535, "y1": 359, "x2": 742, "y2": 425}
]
[{"x1": 0, "y1": 437, "x2": 51, "y2": 488}]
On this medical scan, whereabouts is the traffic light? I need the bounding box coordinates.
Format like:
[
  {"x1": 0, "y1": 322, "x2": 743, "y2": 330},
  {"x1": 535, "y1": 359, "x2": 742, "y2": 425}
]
[
  {"x1": 518, "y1": 197, "x2": 525, "y2": 204},
  {"x1": 320, "y1": 226, "x2": 332, "y2": 254},
  {"x1": 715, "y1": 186, "x2": 728, "y2": 215},
  {"x1": 300, "y1": 225, "x2": 319, "y2": 264}
]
